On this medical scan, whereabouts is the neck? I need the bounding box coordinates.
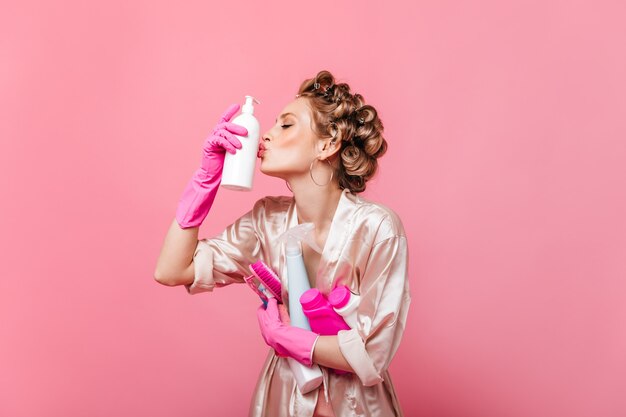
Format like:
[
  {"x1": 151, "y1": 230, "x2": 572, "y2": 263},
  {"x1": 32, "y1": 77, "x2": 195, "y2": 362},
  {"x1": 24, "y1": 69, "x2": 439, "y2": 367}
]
[{"x1": 288, "y1": 178, "x2": 343, "y2": 233}]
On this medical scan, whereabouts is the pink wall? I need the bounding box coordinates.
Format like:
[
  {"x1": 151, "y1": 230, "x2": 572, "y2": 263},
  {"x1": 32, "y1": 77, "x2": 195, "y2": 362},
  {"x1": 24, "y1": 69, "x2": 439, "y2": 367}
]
[{"x1": 2, "y1": 1, "x2": 625, "y2": 416}]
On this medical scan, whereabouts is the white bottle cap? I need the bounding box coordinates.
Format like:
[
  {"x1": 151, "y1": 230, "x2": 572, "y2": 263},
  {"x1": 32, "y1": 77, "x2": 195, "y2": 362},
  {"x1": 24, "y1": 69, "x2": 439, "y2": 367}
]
[{"x1": 242, "y1": 95, "x2": 260, "y2": 114}]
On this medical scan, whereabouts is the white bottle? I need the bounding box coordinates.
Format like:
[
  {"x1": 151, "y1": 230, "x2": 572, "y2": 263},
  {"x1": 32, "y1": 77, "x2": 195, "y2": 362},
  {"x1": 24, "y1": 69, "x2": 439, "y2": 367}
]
[
  {"x1": 278, "y1": 223, "x2": 324, "y2": 394},
  {"x1": 328, "y1": 285, "x2": 360, "y2": 329},
  {"x1": 221, "y1": 95, "x2": 260, "y2": 191}
]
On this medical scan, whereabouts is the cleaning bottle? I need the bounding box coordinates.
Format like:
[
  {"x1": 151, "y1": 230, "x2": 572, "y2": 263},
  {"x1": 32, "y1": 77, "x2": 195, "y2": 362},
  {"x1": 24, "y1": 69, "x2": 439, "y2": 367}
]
[
  {"x1": 277, "y1": 223, "x2": 323, "y2": 394},
  {"x1": 221, "y1": 95, "x2": 260, "y2": 191},
  {"x1": 300, "y1": 288, "x2": 350, "y2": 335},
  {"x1": 328, "y1": 285, "x2": 360, "y2": 329}
]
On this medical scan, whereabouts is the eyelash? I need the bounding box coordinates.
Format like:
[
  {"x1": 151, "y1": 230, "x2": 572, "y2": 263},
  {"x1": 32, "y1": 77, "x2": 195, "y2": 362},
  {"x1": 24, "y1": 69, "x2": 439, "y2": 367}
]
[{"x1": 281, "y1": 124, "x2": 292, "y2": 129}]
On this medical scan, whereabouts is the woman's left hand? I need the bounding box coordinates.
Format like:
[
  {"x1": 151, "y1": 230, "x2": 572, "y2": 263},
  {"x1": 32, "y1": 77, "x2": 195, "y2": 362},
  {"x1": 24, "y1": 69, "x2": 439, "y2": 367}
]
[{"x1": 256, "y1": 298, "x2": 320, "y2": 366}]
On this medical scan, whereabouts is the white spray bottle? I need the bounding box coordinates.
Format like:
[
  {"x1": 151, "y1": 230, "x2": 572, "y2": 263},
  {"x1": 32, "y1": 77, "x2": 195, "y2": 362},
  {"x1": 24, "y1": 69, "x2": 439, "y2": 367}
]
[
  {"x1": 277, "y1": 223, "x2": 324, "y2": 394},
  {"x1": 221, "y1": 95, "x2": 260, "y2": 191}
]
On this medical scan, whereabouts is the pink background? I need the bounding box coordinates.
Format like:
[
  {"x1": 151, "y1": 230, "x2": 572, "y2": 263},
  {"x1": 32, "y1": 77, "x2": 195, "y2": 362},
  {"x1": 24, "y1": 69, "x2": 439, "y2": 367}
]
[{"x1": 2, "y1": 1, "x2": 625, "y2": 416}]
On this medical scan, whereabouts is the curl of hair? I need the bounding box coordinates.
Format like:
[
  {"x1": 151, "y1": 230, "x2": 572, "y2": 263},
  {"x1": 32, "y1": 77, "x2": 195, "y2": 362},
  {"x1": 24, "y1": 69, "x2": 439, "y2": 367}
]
[{"x1": 296, "y1": 70, "x2": 388, "y2": 193}]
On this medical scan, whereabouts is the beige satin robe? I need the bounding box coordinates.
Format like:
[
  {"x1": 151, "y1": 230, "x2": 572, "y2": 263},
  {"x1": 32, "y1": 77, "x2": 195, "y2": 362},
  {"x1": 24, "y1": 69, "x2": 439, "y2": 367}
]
[{"x1": 185, "y1": 188, "x2": 411, "y2": 417}]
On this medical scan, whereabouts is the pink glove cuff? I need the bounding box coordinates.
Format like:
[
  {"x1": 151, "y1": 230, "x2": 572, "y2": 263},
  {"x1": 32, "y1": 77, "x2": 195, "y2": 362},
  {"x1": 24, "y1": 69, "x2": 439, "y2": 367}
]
[
  {"x1": 309, "y1": 334, "x2": 321, "y2": 366},
  {"x1": 175, "y1": 167, "x2": 221, "y2": 229}
]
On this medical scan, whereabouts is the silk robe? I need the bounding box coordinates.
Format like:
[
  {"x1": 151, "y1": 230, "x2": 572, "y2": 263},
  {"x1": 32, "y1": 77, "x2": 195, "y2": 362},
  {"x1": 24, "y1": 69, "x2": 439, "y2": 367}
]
[{"x1": 185, "y1": 188, "x2": 411, "y2": 417}]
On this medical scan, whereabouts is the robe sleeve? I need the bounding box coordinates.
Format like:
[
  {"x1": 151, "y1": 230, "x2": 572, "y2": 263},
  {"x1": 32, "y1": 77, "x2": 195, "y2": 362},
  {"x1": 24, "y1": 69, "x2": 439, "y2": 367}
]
[
  {"x1": 337, "y1": 218, "x2": 411, "y2": 386},
  {"x1": 184, "y1": 198, "x2": 264, "y2": 295}
]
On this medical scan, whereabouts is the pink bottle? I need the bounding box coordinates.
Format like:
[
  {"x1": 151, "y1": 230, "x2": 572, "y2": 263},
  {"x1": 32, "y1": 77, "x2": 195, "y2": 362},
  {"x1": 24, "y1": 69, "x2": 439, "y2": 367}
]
[
  {"x1": 328, "y1": 285, "x2": 360, "y2": 330},
  {"x1": 300, "y1": 288, "x2": 350, "y2": 335}
]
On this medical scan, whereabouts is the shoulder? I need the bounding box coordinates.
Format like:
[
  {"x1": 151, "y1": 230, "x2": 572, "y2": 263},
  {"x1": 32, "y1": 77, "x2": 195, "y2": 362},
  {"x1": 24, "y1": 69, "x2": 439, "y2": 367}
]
[
  {"x1": 252, "y1": 194, "x2": 292, "y2": 211},
  {"x1": 250, "y1": 194, "x2": 293, "y2": 219},
  {"x1": 351, "y1": 193, "x2": 406, "y2": 244}
]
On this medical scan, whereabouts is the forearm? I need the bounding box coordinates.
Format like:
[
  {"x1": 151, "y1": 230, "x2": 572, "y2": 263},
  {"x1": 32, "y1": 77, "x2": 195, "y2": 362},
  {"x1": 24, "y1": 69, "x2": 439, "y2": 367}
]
[
  {"x1": 312, "y1": 335, "x2": 354, "y2": 373},
  {"x1": 154, "y1": 218, "x2": 199, "y2": 285}
]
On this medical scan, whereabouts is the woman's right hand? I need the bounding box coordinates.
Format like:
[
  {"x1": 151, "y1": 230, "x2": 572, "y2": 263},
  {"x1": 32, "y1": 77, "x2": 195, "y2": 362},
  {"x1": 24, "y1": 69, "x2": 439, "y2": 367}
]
[
  {"x1": 175, "y1": 104, "x2": 248, "y2": 229},
  {"x1": 199, "y1": 103, "x2": 248, "y2": 174}
]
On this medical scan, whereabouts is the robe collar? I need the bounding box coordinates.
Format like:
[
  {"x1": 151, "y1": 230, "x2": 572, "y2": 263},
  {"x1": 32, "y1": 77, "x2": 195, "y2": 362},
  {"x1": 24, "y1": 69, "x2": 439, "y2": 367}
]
[{"x1": 283, "y1": 188, "x2": 360, "y2": 293}]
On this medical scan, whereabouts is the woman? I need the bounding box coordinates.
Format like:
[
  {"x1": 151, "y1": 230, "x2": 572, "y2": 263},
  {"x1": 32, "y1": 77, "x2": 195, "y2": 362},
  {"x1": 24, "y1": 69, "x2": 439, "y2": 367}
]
[{"x1": 154, "y1": 70, "x2": 411, "y2": 416}]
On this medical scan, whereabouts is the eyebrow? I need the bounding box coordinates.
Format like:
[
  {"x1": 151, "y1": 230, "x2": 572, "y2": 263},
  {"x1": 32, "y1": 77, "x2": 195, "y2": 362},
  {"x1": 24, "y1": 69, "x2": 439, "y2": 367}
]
[{"x1": 275, "y1": 112, "x2": 296, "y2": 122}]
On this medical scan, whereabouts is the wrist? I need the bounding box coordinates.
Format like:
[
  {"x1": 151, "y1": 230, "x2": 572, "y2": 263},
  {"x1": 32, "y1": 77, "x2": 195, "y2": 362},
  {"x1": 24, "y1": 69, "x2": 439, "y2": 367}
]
[
  {"x1": 309, "y1": 334, "x2": 321, "y2": 365},
  {"x1": 200, "y1": 149, "x2": 225, "y2": 172}
]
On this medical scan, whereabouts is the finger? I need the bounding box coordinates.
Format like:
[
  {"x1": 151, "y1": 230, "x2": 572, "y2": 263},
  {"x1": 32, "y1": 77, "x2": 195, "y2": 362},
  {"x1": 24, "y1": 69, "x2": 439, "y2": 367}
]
[
  {"x1": 257, "y1": 303, "x2": 268, "y2": 316},
  {"x1": 256, "y1": 305, "x2": 266, "y2": 322},
  {"x1": 222, "y1": 122, "x2": 248, "y2": 136},
  {"x1": 215, "y1": 121, "x2": 247, "y2": 136},
  {"x1": 219, "y1": 104, "x2": 241, "y2": 123},
  {"x1": 216, "y1": 129, "x2": 243, "y2": 150},
  {"x1": 214, "y1": 121, "x2": 244, "y2": 134},
  {"x1": 214, "y1": 131, "x2": 238, "y2": 154},
  {"x1": 265, "y1": 297, "x2": 279, "y2": 318}
]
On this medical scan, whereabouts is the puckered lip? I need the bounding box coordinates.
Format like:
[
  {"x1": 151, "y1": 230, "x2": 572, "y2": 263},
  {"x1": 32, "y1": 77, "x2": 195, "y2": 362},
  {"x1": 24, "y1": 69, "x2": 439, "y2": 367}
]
[{"x1": 257, "y1": 143, "x2": 267, "y2": 158}]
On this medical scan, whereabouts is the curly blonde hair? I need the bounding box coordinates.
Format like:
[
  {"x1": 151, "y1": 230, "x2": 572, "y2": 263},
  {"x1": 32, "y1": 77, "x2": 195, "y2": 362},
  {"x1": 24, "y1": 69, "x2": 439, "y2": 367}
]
[{"x1": 296, "y1": 70, "x2": 388, "y2": 194}]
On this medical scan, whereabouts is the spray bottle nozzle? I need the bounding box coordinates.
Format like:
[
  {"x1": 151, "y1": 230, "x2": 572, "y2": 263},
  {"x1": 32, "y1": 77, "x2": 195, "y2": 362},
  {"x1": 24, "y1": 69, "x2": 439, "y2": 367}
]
[{"x1": 278, "y1": 223, "x2": 323, "y2": 256}]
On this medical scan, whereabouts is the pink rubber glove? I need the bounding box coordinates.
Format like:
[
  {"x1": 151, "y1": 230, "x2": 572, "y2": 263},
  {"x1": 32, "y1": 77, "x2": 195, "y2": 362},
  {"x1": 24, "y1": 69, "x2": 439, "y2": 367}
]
[
  {"x1": 175, "y1": 104, "x2": 248, "y2": 229},
  {"x1": 257, "y1": 298, "x2": 320, "y2": 367}
]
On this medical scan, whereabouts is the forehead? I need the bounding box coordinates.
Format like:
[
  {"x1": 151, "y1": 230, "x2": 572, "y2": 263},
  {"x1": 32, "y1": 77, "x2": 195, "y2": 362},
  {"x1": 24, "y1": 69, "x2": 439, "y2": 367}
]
[{"x1": 276, "y1": 97, "x2": 311, "y2": 122}]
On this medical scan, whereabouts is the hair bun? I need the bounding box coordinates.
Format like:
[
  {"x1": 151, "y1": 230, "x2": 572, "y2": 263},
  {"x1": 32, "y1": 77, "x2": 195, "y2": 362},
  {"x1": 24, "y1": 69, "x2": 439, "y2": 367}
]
[{"x1": 297, "y1": 70, "x2": 388, "y2": 193}]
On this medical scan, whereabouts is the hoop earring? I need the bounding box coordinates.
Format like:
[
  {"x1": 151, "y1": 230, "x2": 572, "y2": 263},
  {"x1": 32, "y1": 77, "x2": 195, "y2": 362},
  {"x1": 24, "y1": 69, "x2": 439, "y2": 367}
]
[
  {"x1": 310, "y1": 158, "x2": 334, "y2": 187},
  {"x1": 285, "y1": 180, "x2": 293, "y2": 193}
]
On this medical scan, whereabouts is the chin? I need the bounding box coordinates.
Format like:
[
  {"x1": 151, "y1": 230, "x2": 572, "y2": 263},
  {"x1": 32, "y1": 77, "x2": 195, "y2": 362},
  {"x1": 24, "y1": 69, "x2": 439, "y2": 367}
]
[{"x1": 259, "y1": 162, "x2": 279, "y2": 178}]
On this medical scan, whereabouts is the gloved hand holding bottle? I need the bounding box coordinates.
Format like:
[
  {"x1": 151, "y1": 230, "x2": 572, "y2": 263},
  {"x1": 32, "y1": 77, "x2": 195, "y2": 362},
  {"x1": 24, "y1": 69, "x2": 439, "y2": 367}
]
[
  {"x1": 257, "y1": 297, "x2": 320, "y2": 367},
  {"x1": 175, "y1": 104, "x2": 248, "y2": 229}
]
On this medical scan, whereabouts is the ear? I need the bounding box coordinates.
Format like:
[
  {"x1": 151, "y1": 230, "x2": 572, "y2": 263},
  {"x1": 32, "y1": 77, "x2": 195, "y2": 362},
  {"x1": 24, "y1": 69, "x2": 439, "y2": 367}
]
[{"x1": 318, "y1": 138, "x2": 341, "y2": 160}]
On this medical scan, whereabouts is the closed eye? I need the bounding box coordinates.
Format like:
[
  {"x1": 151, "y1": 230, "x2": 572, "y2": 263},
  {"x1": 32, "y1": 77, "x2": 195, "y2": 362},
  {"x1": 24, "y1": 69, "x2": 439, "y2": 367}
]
[{"x1": 281, "y1": 124, "x2": 292, "y2": 129}]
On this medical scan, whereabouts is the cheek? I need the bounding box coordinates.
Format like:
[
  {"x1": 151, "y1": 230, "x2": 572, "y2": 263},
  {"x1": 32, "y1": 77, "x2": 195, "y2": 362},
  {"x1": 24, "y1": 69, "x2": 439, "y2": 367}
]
[
  {"x1": 280, "y1": 132, "x2": 311, "y2": 156},
  {"x1": 263, "y1": 141, "x2": 310, "y2": 171},
  {"x1": 275, "y1": 145, "x2": 307, "y2": 166}
]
